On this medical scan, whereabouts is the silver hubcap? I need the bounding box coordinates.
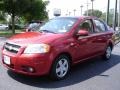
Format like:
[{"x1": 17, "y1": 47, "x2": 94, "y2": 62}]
[
  {"x1": 56, "y1": 59, "x2": 69, "y2": 78},
  {"x1": 106, "y1": 47, "x2": 111, "y2": 59}
]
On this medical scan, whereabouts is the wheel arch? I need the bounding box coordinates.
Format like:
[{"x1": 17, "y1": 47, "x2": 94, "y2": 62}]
[
  {"x1": 49, "y1": 52, "x2": 72, "y2": 80},
  {"x1": 49, "y1": 52, "x2": 73, "y2": 73},
  {"x1": 54, "y1": 52, "x2": 73, "y2": 65}
]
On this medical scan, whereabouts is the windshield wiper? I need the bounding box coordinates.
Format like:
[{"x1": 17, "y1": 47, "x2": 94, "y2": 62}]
[{"x1": 40, "y1": 30, "x2": 56, "y2": 34}]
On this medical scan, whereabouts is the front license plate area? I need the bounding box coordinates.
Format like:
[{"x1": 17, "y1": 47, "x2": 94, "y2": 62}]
[{"x1": 4, "y1": 55, "x2": 11, "y2": 65}]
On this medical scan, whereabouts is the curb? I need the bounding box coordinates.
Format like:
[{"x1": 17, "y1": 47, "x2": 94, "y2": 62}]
[{"x1": 115, "y1": 40, "x2": 120, "y2": 45}]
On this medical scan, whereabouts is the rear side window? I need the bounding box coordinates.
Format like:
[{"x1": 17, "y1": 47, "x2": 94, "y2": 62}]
[{"x1": 94, "y1": 20, "x2": 106, "y2": 33}]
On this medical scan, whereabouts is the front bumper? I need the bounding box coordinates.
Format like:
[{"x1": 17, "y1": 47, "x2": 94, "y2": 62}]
[{"x1": 2, "y1": 50, "x2": 53, "y2": 76}]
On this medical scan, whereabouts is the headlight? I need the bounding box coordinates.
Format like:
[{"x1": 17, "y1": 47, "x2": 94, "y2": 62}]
[{"x1": 24, "y1": 44, "x2": 50, "y2": 54}]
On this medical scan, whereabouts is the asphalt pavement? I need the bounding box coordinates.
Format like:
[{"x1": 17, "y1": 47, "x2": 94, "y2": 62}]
[{"x1": 0, "y1": 37, "x2": 120, "y2": 90}]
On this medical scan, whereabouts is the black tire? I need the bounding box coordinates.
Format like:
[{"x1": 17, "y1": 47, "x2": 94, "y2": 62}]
[
  {"x1": 102, "y1": 46, "x2": 112, "y2": 60},
  {"x1": 50, "y1": 55, "x2": 70, "y2": 80}
]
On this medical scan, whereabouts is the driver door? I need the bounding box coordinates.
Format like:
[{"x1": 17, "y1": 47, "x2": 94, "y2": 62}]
[{"x1": 73, "y1": 19, "x2": 97, "y2": 62}]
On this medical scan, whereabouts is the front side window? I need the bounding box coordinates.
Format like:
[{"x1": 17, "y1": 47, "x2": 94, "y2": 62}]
[
  {"x1": 39, "y1": 18, "x2": 78, "y2": 34},
  {"x1": 76, "y1": 19, "x2": 94, "y2": 34},
  {"x1": 94, "y1": 20, "x2": 106, "y2": 33}
]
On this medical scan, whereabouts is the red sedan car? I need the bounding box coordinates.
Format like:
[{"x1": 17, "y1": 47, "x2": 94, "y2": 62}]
[{"x1": 2, "y1": 16, "x2": 114, "y2": 80}]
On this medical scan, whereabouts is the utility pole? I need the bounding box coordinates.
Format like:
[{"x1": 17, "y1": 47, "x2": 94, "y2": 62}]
[
  {"x1": 106, "y1": 0, "x2": 110, "y2": 24},
  {"x1": 65, "y1": 9, "x2": 68, "y2": 16},
  {"x1": 86, "y1": 0, "x2": 90, "y2": 16},
  {"x1": 113, "y1": 0, "x2": 118, "y2": 30},
  {"x1": 91, "y1": 0, "x2": 94, "y2": 16},
  {"x1": 73, "y1": 9, "x2": 76, "y2": 16},
  {"x1": 80, "y1": 5, "x2": 83, "y2": 15},
  {"x1": 118, "y1": 0, "x2": 120, "y2": 28},
  {"x1": 68, "y1": 12, "x2": 71, "y2": 16}
]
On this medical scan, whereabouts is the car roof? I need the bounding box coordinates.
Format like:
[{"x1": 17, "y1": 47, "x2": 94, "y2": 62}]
[{"x1": 54, "y1": 16, "x2": 97, "y2": 20}]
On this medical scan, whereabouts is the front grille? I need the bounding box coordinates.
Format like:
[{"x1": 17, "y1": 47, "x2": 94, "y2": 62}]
[{"x1": 4, "y1": 42, "x2": 21, "y2": 53}]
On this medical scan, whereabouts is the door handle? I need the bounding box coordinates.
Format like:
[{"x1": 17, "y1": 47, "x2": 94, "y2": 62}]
[
  {"x1": 98, "y1": 39, "x2": 102, "y2": 41},
  {"x1": 80, "y1": 38, "x2": 88, "y2": 42},
  {"x1": 70, "y1": 43, "x2": 76, "y2": 46},
  {"x1": 70, "y1": 42, "x2": 80, "y2": 47},
  {"x1": 103, "y1": 36, "x2": 106, "y2": 38}
]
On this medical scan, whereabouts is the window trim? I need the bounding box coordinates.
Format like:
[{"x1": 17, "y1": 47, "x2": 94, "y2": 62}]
[{"x1": 74, "y1": 19, "x2": 95, "y2": 35}]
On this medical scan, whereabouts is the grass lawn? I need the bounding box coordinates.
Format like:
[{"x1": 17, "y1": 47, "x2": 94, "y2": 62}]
[{"x1": 0, "y1": 30, "x2": 24, "y2": 37}]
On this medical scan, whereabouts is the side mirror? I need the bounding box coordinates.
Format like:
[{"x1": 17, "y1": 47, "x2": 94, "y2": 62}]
[{"x1": 77, "y1": 29, "x2": 89, "y2": 36}]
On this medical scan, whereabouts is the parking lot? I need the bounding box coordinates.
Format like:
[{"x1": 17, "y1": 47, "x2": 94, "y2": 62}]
[{"x1": 0, "y1": 37, "x2": 120, "y2": 90}]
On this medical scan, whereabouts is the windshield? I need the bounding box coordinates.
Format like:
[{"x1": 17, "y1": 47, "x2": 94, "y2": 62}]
[
  {"x1": 39, "y1": 17, "x2": 78, "y2": 34},
  {"x1": 28, "y1": 23, "x2": 40, "y2": 31}
]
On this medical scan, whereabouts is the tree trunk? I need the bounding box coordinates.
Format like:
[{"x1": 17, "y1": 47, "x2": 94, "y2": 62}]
[{"x1": 11, "y1": 13, "x2": 15, "y2": 34}]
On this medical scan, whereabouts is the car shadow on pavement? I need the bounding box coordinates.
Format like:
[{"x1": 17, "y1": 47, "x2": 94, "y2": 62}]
[{"x1": 7, "y1": 54, "x2": 120, "y2": 88}]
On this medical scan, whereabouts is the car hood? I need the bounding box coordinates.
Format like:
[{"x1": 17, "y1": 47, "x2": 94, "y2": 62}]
[{"x1": 7, "y1": 32, "x2": 63, "y2": 46}]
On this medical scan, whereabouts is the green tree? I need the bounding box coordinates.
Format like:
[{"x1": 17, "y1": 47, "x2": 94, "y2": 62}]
[
  {"x1": 0, "y1": 0, "x2": 48, "y2": 34},
  {"x1": 23, "y1": 0, "x2": 48, "y2": 22},
  {"x1": 84, "y1": 9, "x2": 102, "y2": 18},
  {"x1": 0, "y1": 0, "x2": 5, "y2": 22},
  {"x1": 0, "y1": 11, "x2": 5, "y2": 21},
  {"x1": 100, "y1": 9, "x2": 118, "y2": 26},
  {"x1": 100, "y1": 13, "x2": 114, "y2": 26}
]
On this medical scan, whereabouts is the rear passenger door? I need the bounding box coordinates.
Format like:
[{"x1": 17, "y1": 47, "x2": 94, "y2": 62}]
[{"x1": 93, "y1": 19, "x2": 108, "y2": 53}]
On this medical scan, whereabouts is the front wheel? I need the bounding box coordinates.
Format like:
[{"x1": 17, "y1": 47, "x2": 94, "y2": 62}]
[
  {"x1": 50, "y1": 55, "x2": 70, "y2": 80},
  {"x1": 102, "y1": 46, "x2": 112, "y2": 60}
]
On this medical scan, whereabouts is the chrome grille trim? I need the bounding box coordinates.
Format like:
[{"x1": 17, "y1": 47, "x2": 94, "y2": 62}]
[{"x1": 4, "y1": 42, "x2": 21, "y2": 53}]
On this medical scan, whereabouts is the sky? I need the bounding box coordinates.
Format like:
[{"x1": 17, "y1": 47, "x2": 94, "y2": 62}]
[{"x1": 44, "y1": 0, "x2": 116, "y2": 18}]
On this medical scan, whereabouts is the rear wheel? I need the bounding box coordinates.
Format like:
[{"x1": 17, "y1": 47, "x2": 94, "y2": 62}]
[
  {"x1": 102, "y1": 46, "x2": 112, "y2": 60},
  {"x1": 50, "y1": 55, "x2": 70, "y2": 80}
]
